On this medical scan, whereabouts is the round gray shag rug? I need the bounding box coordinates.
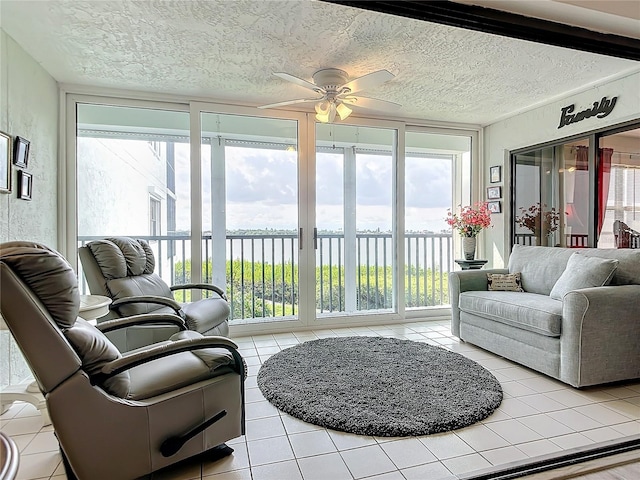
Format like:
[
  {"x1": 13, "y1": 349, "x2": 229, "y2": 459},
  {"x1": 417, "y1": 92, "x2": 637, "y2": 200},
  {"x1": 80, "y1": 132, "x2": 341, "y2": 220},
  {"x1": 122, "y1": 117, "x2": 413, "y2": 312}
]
[{"x1": 257, "y1": 336, "x2": 503, "y2": 437}]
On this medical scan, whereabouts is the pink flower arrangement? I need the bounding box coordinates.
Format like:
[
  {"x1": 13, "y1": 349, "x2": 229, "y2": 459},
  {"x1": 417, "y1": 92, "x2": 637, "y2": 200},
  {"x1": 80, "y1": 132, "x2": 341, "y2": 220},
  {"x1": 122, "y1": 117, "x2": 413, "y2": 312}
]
[
  {"x1": 446, "y1": 202, "x2": 492, "y2": 237},
  {"x1": 516, "y1": 203, "x2": 561, "y2": 235}
]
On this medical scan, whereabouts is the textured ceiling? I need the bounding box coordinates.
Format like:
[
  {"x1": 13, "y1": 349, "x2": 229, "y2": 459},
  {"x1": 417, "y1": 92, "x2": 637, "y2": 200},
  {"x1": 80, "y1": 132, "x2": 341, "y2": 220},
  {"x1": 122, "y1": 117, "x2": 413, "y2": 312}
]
[{"x1": 1, "y1": 0, "x2": 639, "y2": 125}]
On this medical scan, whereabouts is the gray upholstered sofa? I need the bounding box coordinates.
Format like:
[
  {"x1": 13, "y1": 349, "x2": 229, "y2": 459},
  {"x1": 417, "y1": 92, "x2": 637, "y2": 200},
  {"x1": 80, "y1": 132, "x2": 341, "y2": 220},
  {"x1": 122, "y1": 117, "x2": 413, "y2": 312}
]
[{"x1": 449, "y1": 245, "x2": 640, "y2": 387}]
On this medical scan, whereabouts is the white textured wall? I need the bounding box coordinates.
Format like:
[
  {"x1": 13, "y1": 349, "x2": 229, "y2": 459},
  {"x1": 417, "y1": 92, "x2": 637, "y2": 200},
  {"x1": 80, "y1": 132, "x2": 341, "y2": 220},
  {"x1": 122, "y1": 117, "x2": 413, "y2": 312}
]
[
  {"x1": 0, "y1": 30, "x2": 59, "y2": 387},
  {"x1": 483, "y1": 71, "x2": 640, "y2": 267}
]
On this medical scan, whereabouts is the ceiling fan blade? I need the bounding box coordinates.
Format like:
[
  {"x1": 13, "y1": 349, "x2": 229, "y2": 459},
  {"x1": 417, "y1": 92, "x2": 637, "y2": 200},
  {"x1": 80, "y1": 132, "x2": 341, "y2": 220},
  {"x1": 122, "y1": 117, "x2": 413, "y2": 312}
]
[
  {"x1": 341, "y1": 96, "x2": 401, "y2": 111},
  {"x1": 258, "y1": 97, "x2": 322, "y2": 109},
  {"x1": 273, "y1": 72, "x2": 323, "y2": 93},
  {"x1": 341, "y1": 70, "x2": 394, "y2": 94}
]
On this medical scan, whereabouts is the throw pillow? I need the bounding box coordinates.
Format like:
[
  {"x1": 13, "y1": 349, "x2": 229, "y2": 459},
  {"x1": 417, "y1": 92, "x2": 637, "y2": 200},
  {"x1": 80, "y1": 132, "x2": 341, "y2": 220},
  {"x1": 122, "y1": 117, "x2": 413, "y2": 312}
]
[
  {"x1": 549, "y1": 253, "x2": 619, "y2": 300},
  {"x1": 487, "y1": 272, "x2": 524, "y2": 292}
]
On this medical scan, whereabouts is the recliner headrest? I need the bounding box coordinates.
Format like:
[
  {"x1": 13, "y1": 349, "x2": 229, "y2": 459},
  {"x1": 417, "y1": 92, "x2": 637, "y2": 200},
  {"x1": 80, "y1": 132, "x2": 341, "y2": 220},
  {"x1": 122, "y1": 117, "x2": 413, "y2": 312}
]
[
  {"x1": 87, "y1": 237, "x2": 155, "y2": 279},
  {"x1": 0, "y1": 242, "x2": 80, "y2": 328}
]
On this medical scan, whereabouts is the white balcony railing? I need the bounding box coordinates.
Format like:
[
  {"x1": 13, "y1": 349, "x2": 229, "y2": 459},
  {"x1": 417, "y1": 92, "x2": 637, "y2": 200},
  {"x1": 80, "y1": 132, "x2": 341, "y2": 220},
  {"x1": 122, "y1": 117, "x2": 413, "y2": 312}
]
[{"x1": 78, "y1": 232, "x2": 453, "y2": 322}]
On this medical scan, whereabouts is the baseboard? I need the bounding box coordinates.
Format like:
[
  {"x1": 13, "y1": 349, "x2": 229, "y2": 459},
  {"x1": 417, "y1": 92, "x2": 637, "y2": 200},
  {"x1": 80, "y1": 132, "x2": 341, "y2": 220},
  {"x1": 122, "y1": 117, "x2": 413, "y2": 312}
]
[{"x1": 460, "y1": 436, "x2": 640, "y2": 480}]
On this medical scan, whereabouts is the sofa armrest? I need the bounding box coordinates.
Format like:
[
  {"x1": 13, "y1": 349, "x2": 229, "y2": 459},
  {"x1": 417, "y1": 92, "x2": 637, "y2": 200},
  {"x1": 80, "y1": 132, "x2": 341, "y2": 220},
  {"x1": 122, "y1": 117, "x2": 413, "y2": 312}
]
[
  {"x1": 449, "y1": 268, "x2": 508, "y2": 337},
  {"x1": 561, "y1": 285, "x2": 640, "y2": 387}
]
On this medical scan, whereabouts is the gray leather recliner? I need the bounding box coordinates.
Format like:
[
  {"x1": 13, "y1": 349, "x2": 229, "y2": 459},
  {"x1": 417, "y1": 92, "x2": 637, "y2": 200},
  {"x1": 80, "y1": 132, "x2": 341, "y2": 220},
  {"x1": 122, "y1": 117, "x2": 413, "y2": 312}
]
[
  {"x1": 79, "y1": 237, "x2": 230, "y2": 351},
  {"x1": 0, "y1": 241, "x2": 245, "y2": 480}
]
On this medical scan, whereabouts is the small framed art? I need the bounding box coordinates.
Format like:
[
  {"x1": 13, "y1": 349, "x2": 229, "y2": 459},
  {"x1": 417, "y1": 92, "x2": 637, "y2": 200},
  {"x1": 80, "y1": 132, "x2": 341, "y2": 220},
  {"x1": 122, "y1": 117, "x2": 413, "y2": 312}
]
[
  {"x1": 490, "y1": 165, "x2": 501, "y2": 183},
  {"x1": 487, "y1": 186, "x2": 502, "y2": 200},
  {"x1": 0, "y1": 131, "x2": 11, "y2": 193},
  {"x1": 17, "y1": 170, "x2": 32, "y2": 200},
  {"x1": 13, "y1": 136, "x2": 30, "y2": 168},
  {"x1": 487, "y1": 200, "x2": 501, "y2": 214}
]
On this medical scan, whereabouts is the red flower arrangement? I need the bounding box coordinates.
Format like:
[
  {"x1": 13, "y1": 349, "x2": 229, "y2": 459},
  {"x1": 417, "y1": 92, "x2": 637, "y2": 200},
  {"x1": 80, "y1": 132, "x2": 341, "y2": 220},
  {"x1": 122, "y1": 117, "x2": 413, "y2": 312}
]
[{"x1": 446, "y1": 202, "x2": 492, "y2": 237}]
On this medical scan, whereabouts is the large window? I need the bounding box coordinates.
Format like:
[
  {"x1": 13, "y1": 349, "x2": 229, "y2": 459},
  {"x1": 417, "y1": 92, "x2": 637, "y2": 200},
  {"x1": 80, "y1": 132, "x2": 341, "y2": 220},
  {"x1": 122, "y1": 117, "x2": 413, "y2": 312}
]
[
  {"x1": 73, "y1": 98, "x2": 475, "y2": 331},
  {"x1": 76, "y1": 104, "x2": 191, "y2": 288},
  {"x1": 405, "y1": 131, "x2": 469, "y2": 307}
]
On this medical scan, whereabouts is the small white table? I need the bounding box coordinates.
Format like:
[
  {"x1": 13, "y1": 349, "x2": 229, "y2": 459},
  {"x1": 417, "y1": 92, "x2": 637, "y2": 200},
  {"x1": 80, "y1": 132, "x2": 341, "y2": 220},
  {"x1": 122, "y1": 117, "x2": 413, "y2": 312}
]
[
  {"x1": 0, "y1": 295, "x2": 112, "y2": 425},
  {"x1": 79, "y1": 294, "x2": 112, "y2": 323}
]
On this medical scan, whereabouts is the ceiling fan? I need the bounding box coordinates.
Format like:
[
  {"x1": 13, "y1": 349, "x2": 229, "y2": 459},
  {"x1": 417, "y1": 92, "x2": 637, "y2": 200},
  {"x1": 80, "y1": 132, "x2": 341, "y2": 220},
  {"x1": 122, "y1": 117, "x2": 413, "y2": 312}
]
[{"x1": 258, "y1": 68, "x2": 401, "y2": 123}]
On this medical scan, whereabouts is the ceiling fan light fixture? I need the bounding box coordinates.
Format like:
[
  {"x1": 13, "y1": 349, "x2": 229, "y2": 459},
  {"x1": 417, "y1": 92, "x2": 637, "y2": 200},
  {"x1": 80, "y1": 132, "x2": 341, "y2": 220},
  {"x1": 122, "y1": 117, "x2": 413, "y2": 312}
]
[
  {"x1": 336, "y1": 102, "x2": 352, "y2": 120},
  {"x1": 261, "y1": 68, "x2": 399, "y2": 122},
  {"x1": 315, "y1": 101, "x2": 329, "y2": 115},
  {"x1": 315, "y1": 100, "x2": 331, "y2": 122},
  {"x1": 315, "y1": 111, "x2": 330, "y2": 123}
]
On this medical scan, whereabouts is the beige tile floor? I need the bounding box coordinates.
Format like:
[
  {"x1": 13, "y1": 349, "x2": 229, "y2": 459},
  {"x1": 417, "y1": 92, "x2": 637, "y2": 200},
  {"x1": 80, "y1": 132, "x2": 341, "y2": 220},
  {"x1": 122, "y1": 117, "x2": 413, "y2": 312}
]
[{"x1": 1, "y1": 320, "x2": 639, "y2": 480}]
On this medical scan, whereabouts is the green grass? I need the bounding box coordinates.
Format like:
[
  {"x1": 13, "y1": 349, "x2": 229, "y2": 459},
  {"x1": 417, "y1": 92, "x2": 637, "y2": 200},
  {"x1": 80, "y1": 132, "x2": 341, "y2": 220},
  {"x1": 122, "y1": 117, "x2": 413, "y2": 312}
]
[{"x1": 173, "y1": 259, "x2": 449, "y2": 318}]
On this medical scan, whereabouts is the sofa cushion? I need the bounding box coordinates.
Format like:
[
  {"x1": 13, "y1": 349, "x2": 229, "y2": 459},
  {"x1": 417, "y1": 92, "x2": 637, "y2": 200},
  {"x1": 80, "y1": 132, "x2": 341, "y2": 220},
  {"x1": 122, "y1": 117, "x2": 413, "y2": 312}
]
[
  {"x1": 487, "y1": 273, "x2": 524, "y2": 292},
  {"x1": 574, "y1": 248, "x2": 640, "y2": 286},
  {"x1": 508, "y1": 245, "x2": 575, "y2": 295},
  {"x1": 549, "y1": 253, "x2": 618, "y2": 300},
  {"x1": 459, "y1": 291, "x2": 563, "y2": 337},
  {"x1": 508, "y1": 245, "x2": 640, "y2": 294}
]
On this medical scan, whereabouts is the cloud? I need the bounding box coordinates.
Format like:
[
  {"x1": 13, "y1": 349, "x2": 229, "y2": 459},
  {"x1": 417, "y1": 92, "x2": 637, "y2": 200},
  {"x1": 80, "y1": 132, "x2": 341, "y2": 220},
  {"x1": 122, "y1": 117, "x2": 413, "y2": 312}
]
[
  {"x1": 175, "y1": 145, "x2": 453, "y2": 233},
  {"x1": 226, "y1": 147, "x2": 298, "y2": 205},
  {"x1": 405, "y1": 157, "x2": 452, "y2": 208}
]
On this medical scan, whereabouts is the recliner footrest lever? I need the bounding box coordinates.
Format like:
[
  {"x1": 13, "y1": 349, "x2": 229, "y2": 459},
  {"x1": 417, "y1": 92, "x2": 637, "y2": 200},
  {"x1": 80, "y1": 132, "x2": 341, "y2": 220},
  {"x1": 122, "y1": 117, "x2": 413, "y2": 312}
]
[{"x1": 160, "y1": 409, "x2": 227, "y2": 457}]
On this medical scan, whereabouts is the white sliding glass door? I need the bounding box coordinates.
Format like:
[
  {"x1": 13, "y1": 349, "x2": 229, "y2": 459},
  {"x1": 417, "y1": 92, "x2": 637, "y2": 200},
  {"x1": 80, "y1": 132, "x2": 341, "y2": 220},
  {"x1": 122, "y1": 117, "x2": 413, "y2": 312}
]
[
  {"x1": 315, "y1": 123, "x2": 401, "y2": 320},
  {"x1": 71, "y1": 96, "x2": 475, "y2": 333},
  {"x1": 199, "y1": 109, "x2": 305, "y2": 327}
]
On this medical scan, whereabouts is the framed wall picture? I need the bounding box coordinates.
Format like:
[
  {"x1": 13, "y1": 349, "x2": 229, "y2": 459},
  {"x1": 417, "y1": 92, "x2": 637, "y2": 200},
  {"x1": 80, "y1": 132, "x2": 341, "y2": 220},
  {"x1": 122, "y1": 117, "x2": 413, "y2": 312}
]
[
  {"x1": 17, "y1": 170, "x2": 32, "y2": 200},
  {"x1": 486, "y1": 186, "x2": 502, "y2": 200},
  {"x1": 0, "y1": 131, "x2": 11, "y2": 193},
  {"x1": 487, "y1": 200, "x2": 501, "y2": 214},
  {"x1": 13, "y1": 136, "x2": 30, "y2": 168},
  {"x1": 490, "y1": 165, "x2": 501, "y2": 183}
]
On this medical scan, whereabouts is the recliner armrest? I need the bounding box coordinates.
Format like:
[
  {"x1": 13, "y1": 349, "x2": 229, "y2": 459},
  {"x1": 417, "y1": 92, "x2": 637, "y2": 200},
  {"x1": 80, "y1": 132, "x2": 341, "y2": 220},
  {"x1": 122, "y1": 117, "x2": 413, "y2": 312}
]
[
  {"x1": 170, "y1": 283, "x2": 228, "y2": 301},
  {"x1": 96, "y1": 313, "x2": 187, "y2": 334},
  {"x1": 111, "y1": 295, "x2": 182, "y2": 313},
  {"x1": 97, "y1": 336, "x2": 244, "y2": 379}
]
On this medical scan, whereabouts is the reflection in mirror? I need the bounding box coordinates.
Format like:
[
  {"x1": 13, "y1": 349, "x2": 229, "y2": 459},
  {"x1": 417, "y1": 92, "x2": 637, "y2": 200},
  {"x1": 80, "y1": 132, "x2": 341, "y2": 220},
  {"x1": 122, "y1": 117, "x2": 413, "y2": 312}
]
[
  {"x1": 513, "y1": 146, "x2": 557, "y2": 246},
  {"x1": 513, "y1": 139, "x2": 591, "y2": 248},
  {"x1": 598, "y1": 128, "x2": 640, "y2": 248},
  {"x1": 512, "y1": 125, "x2": 640, "y2": 250},
  {"x1": 558, "y1": 140, "x2": 590, "y2": 248}
]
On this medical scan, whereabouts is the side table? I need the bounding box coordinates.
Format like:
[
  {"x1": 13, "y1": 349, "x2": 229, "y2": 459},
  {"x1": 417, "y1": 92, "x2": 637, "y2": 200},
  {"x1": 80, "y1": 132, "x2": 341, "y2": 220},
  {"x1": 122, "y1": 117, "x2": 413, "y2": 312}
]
[
  {"x1": 79, "y1": 294, "x2": 112, "y2": 324},
  {"x1": 455, "y1": 259, "x2": 488, "y2": 270}
]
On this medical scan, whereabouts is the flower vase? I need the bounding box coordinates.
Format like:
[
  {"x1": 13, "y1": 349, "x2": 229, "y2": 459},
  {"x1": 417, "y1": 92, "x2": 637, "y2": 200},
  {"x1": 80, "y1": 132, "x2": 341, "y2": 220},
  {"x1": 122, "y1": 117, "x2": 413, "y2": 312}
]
[{"x1": 462, "y1": 236, "x2": 476, "y2": 260}]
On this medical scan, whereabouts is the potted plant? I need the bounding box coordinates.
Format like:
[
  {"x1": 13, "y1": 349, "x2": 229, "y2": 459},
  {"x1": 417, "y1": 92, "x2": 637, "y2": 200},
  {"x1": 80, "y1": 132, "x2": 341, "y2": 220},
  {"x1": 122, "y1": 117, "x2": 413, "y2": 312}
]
[{"x1": 446, "y1": 202, "x2": 492, "y2": 260}]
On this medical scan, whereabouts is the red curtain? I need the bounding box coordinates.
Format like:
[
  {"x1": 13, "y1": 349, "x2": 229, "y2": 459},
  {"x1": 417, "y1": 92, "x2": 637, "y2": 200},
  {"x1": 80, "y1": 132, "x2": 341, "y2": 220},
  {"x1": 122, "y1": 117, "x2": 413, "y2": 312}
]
[{"x1": 597, "y1": 148, "x2": 613, "y2": 236}]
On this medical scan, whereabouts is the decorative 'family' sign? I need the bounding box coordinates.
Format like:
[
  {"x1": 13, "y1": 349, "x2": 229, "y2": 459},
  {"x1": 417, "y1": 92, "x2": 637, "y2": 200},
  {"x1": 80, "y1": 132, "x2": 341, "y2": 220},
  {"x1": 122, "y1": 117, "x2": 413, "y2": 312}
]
[{"x1": 558, "y1": 96, "x2": 617, "y2": 129}]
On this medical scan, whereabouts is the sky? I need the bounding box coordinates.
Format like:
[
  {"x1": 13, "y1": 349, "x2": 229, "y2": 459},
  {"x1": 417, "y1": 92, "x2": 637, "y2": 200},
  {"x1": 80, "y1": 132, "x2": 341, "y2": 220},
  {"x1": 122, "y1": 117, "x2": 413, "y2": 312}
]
[{"x1": 174, "y1": 144, "x2": 453, "y2": 233}]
